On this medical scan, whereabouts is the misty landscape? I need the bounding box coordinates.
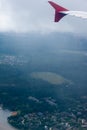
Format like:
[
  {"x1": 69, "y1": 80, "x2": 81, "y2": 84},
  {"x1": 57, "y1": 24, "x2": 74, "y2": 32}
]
[{"x1": 0, "y1": 32, "x2": 87, "y2": 130}]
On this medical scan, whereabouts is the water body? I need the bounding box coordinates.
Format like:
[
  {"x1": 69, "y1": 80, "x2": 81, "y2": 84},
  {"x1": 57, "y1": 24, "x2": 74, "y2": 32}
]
[{"x1": 0, "y1": 108, "x2": 17, "y2": 130}]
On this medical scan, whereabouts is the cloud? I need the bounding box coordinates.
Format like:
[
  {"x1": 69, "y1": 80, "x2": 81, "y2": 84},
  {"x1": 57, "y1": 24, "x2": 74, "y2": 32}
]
[{"x1": 0, "y1": 0, "x2": 87, "y2": 34}]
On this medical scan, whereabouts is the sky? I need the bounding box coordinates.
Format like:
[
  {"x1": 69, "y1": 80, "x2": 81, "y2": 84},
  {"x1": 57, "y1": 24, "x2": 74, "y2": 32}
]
[{"x1": 0, "y1": 0, "x2": 87, "y2": 35}]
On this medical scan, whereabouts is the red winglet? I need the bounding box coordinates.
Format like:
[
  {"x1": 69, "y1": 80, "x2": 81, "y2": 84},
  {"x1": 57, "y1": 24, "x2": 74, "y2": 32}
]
[{"x1": 48, "y1": 1, "x2": 69, "y2": 22}]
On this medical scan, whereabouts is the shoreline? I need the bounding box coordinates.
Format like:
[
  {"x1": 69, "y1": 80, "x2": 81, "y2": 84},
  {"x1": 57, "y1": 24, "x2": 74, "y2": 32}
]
[{"x1": 0, "y1": 107, "x2": 17, "y2": 130}]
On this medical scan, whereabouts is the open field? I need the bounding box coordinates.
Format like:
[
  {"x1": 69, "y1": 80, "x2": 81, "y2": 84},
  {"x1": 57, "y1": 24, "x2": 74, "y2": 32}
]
[{"x1": 31, "y1": 72, "x2": 72, "y2": 85}]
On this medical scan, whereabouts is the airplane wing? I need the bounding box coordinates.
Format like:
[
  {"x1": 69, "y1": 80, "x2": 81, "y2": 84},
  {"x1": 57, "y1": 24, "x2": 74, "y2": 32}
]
[
  {"x1": 48, "y1": 1, "x2": 87, "y2": 22},
  {"x1": 63, "y1": 11, "x2": 87, "y2": 19}
]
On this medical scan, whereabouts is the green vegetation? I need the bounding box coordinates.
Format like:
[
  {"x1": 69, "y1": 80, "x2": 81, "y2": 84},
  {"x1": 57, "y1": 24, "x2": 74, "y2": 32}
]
[{"x1": 0, "y1": 33, "x2": 87, "y2": 129}]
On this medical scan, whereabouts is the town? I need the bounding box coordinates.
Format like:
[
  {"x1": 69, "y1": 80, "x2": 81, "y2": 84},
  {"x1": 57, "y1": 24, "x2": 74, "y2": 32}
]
[{"x1": 8, "y1": 96, "x2": 87, "y2": 130}]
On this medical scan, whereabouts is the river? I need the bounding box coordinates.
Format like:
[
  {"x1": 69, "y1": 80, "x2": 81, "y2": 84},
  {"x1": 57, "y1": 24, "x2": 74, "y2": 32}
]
[{"x1": 0, "y1": 108, "x2": 17, "y2": 130}]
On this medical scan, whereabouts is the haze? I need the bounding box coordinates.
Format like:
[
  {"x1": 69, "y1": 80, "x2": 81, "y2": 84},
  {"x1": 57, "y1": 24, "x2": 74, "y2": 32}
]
[{"x1": 0, "y1": 0, "x2": 87, "y2": 35}]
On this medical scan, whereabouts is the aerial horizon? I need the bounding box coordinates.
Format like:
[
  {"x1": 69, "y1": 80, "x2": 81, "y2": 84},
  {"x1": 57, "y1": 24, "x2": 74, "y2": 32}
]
[
  {"x1": 0, "y1": 0, "x2": 87, "y2": 130},
  {"x1": 0, "y1": 0, "x2": 87, "y2": 35}
]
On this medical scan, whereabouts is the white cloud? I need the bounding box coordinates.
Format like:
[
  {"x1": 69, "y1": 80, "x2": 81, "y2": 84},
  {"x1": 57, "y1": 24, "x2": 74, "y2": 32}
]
[{"x1": 0, "y1": 0, "x2": 87, "y2": 34}]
